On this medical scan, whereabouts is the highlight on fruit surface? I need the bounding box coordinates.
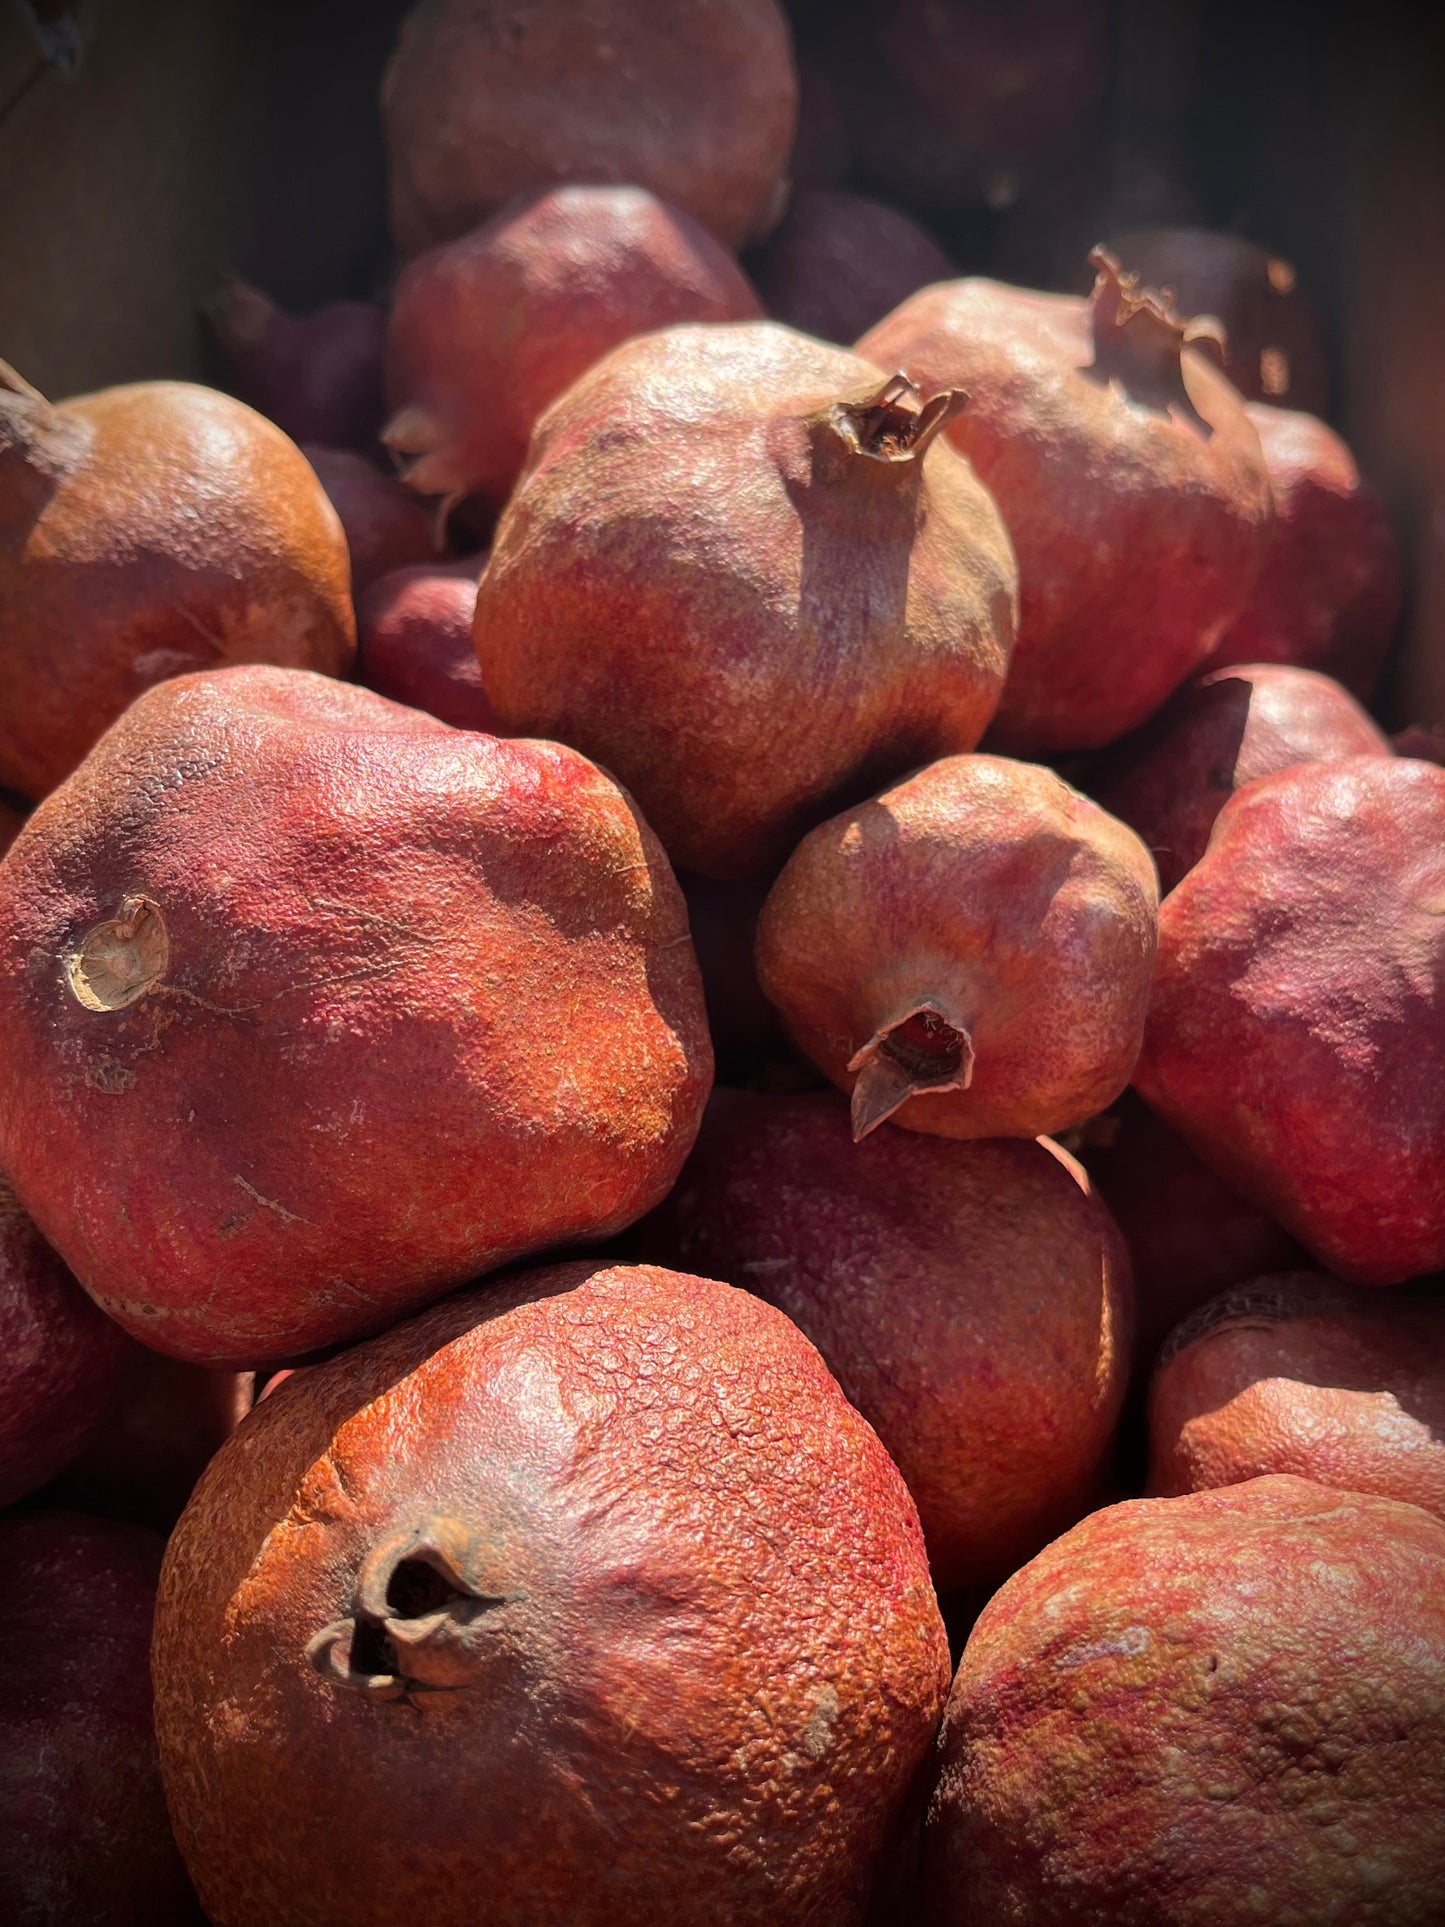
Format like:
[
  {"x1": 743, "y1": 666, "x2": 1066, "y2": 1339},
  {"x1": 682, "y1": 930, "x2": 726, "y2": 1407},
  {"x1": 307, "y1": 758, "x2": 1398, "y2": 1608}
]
[
  {"x1": 356, "y1": 554, "x2": 502, "y2": 732},
  {"x1": 746, "y1": 186, "x2": 953, "y2": 345},
  {"x1": 205, "y1": 277, "x2": 387, "y2": 450}
]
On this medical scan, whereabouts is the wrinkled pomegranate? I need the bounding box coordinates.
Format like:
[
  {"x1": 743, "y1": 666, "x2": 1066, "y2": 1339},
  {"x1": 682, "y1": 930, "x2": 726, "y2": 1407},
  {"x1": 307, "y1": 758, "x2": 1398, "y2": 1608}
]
[
  {"x1": 474, "y1": 324, "x2": 1018, "y2": 877},
  {"x1": 154, "y1": 1261, "x2": 949, "y2": 1926},
  {"x1": 859, "y1": 251, "x2": 1272, "y2": 754},
  {"x1": 302, "y1": 444, "x2": 437, "y2": 591},
  {"x1": 384, "y1": 184, "x2": 761, "y2": 518},
  {"x1": 382, "y1": 0, "x2": 798, "y2": 255},
  {"x1": 205, "y1": 277, "x2": 386, "y2": 450},
  {"x1": 0, "y1": 667, "x2": 711, "y2": 1364},
  {"x1": 1134, "y1": 756, "x2": 1445, "y2": 1285},
  {"x1": 0, "y1": 362, "x2": 355, "y2": 799},
  {"x1": 755, "y1": 755, "x2": 1157, "y2": 1141},
  {"x1": 356, "y1": 555, "x2": 503, "y2": 732},
  {"x1": 746, "y1": 188, "x2": 952, "y2": 345}
]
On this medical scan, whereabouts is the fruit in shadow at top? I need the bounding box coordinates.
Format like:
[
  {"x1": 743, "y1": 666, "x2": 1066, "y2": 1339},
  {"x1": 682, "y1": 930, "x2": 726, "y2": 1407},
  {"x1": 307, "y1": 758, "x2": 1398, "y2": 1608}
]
[
  {"x1": 746, "y1": 187, "x2": 952, "y2": 345},
  {"x1": 356, "y1": 555, "x2": 503, "y2": 733},
  {"x1": 301, "y1": 445, "x2": 437, "y2": 593},
  {"x1": 205, "y1": 278, "x2": 387, "y2": 451}
]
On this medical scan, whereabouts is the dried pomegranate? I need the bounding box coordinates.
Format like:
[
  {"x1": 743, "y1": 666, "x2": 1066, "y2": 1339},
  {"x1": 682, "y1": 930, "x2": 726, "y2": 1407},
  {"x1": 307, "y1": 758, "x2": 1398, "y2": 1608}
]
[
  {"x1": 755, "y1": 755, "x2": 1157, "y2": 1141},
  {"x1": 924, "y1": 1477, "x2": 1445, "y2": 1924},
  {"x1": 302, "y1": 444, "x2": 437, "y2": 591},
  {"x1": 0, "y1": 667, "x2": 711, "y2": 1364},
  {"x1": 1149, "y1": 1271, "x2": 1445, "y2": 1517},
  {"x1": 1134, "y1": 756, "x2": 1445, "y2": 1286},
  {"x1": 356, "y1": 555, "x2": 503, "y2": 732},
  {"x1": 746, "y1": 188, "x2": 952, "y2": 345},
  {"x1": 1091, "y1": 662, "x2": 1391, "y2": 895},
  {"x1": 205, "y1": 278, "x2": 386, "y2": 450},
  {"x1": 474, "y1": 323, "x2": 1018, "y2": 877},
  {"x1": 0, "y1": 362, "x2": 355, "y2": 799},
  {"x1": 154, "y1": 1261, "x2": 950, "y2": 1926},
  {"x1": 858, "y1": 251, "x2": 1272, "y2": 754},
  {"x1": 384, "y1": 184, "x2": 761, "y2": 518},
  {"x1": 382, "y1": 0, "x2": 797, "y2": 256}
]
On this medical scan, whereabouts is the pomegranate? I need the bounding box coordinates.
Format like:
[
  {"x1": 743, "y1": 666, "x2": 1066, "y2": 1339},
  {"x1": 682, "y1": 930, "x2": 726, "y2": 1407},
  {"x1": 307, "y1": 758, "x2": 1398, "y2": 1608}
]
[
  {"x1": 858, "y1": 251, "x2": 1273, "y2": 754},
  {"x1": 1134, "y1": 756, "x2": 1445, "y2": 1286},
  {"x1": 356, "y1": 555, "x2": 504, "y2": 732},
  {"x1": 153, "y1": 1261, "x2": 950, "y2": 1927},
  {"x1": 652, "y1": 1091, "x2": 1131, "y2": 1590},
  {"x1": 0, "y1": 1172, "x2": 131, "y2": 1506},
  {"x1": 0, "y1": 362, "x2": 355, "y2": 800},
  {"x1": 205, "y1": 278, "x2": 387, "y2": 450},
  {"x1": 1149, "y1": 1272, "x2": 1445, "y2": 1517},
  {"x1": 1395, "y1": 724, "x2": 1445, "y2": 763},
  {"x1": 302, "y1": 444, "x2": 438, "y2": 591},
  {"x1": 474, "y1": 323, "x2": 1018, "y2": 877},
  {"x1": 923, "y1": 1476, "x2": 1445, "y2": 1924},
  {"x1": 1090, "y1": 662, "x2": 1391, "y2": 896},
  {"x1": 0, "y1": 666, "x2": 712, "y2": 1364},
  {"x1": 1105, "y1": 226, "x2": 1330, "y2": 412},
  {"x1": 755, "y1": 755, "x2": 1157, "y2": 1142},
  {"x1": 382, "y1": 0, "x2": 798, "y2": 256},
  {"x1": 0, "y1": 1512, "x2": 200, "y2": 1925},
  {"x1": 384, "y1": 185, "x2": 762, "y2": 518},
  {"x1": 1202, "y1": 405, "x2": 1403, "y2": 697},
  {"x1": 746, "y1": 188, "x2": 952, "y2": 346}
]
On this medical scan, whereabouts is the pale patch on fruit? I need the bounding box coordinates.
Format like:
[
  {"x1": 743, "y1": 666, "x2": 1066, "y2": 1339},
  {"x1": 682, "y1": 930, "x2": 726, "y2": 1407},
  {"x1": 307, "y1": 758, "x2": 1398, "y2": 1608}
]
[
  {"x1": 1058, "y1": 1623, "x2": 1151, "y2": 1668},
  {"x1": 802, "y1": 1682, "x2": 840, "y2": 1758},
  {"x1": 64, "y1": 895, "x2": 169, "y2": 1011}
]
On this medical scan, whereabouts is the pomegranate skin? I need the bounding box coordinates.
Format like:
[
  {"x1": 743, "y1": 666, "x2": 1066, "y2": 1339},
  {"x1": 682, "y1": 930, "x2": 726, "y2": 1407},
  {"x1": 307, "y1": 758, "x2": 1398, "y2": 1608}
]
[
  {"x1": 922, "y1": 1476, "x2": 1445, "y2": 1926},
  {"x1": 858, "y1": 254, "x2": 1272, "y2": 755},
  {"x1": 0, "y1": 1172, "x2": 132, "y2": 1506},
  {"x1": 474, "y1": 322, "x2": 1018, "y2": 878},
  {"x1": 153, "y1": 1261, "x2": 951, "y2": 1927},
  {"x1": 356, "y1": 555, "x2": 504, "y2": 732},
  {"x1": 747, "y1": 188, "x2": 953, "y2": 346},
  {"x1": 301, "y1": 445, "x2": 437, "y2": 592},
  {"x1": 384, "y1": 185, "x2": 762, "y2": 515},
  {"x1": 1203, "y1": 407, "x2": 1403, "y2": 699},
  {"x1": 0, "y1": 666, "x2": 712, "y2": 1365},
  {"x1": 1090, "y1": 662, "x2": 1391, "y2": 896},
  {"x1": 1133, "y1": 756, "x2": 1445, "y2": 1287},
  {"x1": 0, "y1": 1512, "x2": 201, "y2": 1926},
  {"x1": 1394, "y1": 724, "x2": 1445, "y2": 764},
  {"x1": 206, "y1": 279, "x2": 387, "y2": 451},
  {"x1": 1149, "y1": 1272, "x2": 1445, "y2": 1517},
  {"x1": 0, "y1": 365, "x2": 356, "y2": 800},
  {"x1": 382, "y1": 0, "x2": 797, "y2": 257},
  {"x1": 653, "y1": 1091, "x2": 1132, "y2": 1590},
  {"x1": 756, "y1": 756, "x2": 1158, "y2": 1142}
]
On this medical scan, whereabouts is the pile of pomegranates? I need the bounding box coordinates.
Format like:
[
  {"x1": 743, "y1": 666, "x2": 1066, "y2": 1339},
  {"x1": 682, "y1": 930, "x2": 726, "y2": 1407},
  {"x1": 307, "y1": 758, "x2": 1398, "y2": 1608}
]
[{"x1": 1, "y1": 3, "x2": 1441, "y2": 1923}]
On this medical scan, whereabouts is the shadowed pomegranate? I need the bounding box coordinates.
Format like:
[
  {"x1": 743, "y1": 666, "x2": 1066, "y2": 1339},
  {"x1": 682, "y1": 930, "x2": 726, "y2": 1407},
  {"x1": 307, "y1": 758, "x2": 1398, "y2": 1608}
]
[
  {"x1": 205, "y1": 279, "x2": 387, "y2": 450},
  {"x1": 356, "y1": 555, "x2": 502, "y2": 732},
  {"x1": 301, "y1": 444, "x2": 437, "y2": 591},
  {"x1": 747, "y1": 187, "x2": 953, "y2": 344}
]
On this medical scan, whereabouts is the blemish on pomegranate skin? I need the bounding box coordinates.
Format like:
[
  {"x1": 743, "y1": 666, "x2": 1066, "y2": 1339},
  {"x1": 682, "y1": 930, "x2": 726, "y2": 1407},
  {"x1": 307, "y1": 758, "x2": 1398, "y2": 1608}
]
[{"x1": 64, "y1": 895, "x2": 169, "y2": 1011}]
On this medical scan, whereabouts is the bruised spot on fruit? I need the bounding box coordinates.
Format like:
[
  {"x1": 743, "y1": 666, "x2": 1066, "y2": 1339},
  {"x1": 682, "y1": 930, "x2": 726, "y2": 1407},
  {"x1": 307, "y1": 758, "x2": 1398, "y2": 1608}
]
[
  {"x1": 64, "y1": 895, "x2": 169, "y2": 1011},
  {"x1": 848, "y1": 1001, "x2": 975, "y2": 1141},
  {"x1": 830, "y1": 372, "x2": 961, "y2": 464}
]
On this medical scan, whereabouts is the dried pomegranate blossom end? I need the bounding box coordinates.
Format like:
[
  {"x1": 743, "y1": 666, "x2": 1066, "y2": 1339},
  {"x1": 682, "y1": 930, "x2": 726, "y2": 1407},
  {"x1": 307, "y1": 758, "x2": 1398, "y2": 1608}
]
[
  {"x1": 1086, "y1": 247, "x2": 1224, "y2": 429},
  {"x1": 847, "y1": 1001, "x2": 976, "y2": 1141},
  {"x1": 830, "y1": 372, "x2": 963, "y2": 464}
]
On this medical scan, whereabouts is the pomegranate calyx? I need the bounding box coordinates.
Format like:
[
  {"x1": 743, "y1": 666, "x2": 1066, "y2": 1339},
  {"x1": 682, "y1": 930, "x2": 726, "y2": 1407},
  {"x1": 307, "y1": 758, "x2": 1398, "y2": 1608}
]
[
  {"x1": 831, "y1": 372, "x2": 963, "y2": 464},
  {"x1": 847, "y1": 999, "x2": 975, "y2": 1140},
  {"x1": 1086, "y1": 247, "x2": 1223, "y2": 428}
]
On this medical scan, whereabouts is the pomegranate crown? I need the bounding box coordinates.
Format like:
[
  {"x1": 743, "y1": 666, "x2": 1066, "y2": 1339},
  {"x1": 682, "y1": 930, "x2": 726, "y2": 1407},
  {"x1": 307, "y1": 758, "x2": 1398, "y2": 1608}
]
[
  {"x1": 1086, "y1": 248, "x2": 1226, "y2": 423},
  {"x1": 831, "y1": 371, "x2": 964, "y2": 464}
]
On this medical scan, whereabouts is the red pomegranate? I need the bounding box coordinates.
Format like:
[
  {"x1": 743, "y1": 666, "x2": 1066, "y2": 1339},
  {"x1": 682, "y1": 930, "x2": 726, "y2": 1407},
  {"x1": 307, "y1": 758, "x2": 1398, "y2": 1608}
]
[
  {"x1": 1148, "y1": 1272, "x2": 1445, "y2": 1517},
  {"x1": 746, "y1": 188, "x2": 952, "y2": 346},
  {"x1": 356, "y1": 555, "x2": 503, "y2": 732},
  {"x1": 0, "y1": 667, "x2": 711, "y2": 1364},
  {"x1": 858, "y1": 251, "x2": 1273, "y2": 755},
  {"x1": 153, "y1": 1261, "x2": 950, "y2": 1927},
  {"x1": 1134, "y1": 756, "x2": 1445, "y2": 1286},
  {"x1": 1105, "y1": 226, "x2": 1330, "y2": 413},
  {"x1": 923, "y1": 1476, "x2": 1445, "y2": 1924},
  {"x1": 205, "y1": 278, "x2": 387, "y2": 450},
  {"x1": 384, "y1": 185, "x2": 762, "y2": 517},
  {"x1": 0, "y1": 1172, "x2": 131, "y2": 1506},
  {"x1": 1202, "y1": 405, "x2": 1403, "y2": 697},
  {"x1": 1090, "y1": 662, "x2": 1391, "y2": 895},
  {"x1": 382, "y1": 0, "x2": 797, "y2": 256},
  {"x1": 0, "y1": 1512, "x2": 201, "y2": 1925},
  {"x1": 755, "y1": 755, "x2": 1158, "y2": 1141},
  {"x1": 1395, "y1": 724, "x2": 1445, "y2": 764},
  {"x1": 474, "y1": 323, "x2": 1018, "y2": 877},
  {"x1": 652, "y1": 1091, "x2": 1131, "y2": 1590},
  {"x1": 302, "y1": 444, "x2": 438, "y2": 591},
  {"x1": 0, "y1": 362, "x2": 355, "y2": 799}
]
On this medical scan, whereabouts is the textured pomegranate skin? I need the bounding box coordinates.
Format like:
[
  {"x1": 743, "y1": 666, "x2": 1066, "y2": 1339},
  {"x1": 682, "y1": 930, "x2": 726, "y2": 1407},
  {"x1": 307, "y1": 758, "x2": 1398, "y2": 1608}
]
[
  {"x1": 0, "y1": 373, "x2": 356, "y2": 799},
  {"x1": 382, "y1": 0, "x2": 797, "y2": 256},
  {"x1": 858, "y1": 272, "x2": 1272, "y2": 754},
  {"x1": 1148, "y1": 1271, "x2": 1445, "y2": 1517},
  {"x1": 1203, "y1": 407, "x2": 1403, "y2": 698},
  {"x1": 153, "y1": 1261, "x2": 950, "y2": 1927},
  {"x1": 0, "y1": 1172, "x2": 132, "y2": 1506},
  {"x1": 1090, "y1": 662, "x2": 1391, "y2": 895},
  {"x1": 301, "y1": 444, "x2": 437, "y2": 592},
  {"x1": 652, "y1": 1091, "x2": 1131, "y2": 1590},
  {"x1": 747, "y1": 188, "x2": 952, "y2": 345},
  {"x1": 1133, "y1": 756, "x2": 1445, "y2": 1286},
  {"x1": 0, "y1": 667, "x2": 711, "y2": 1364},
  {"x1": 0, "y1": 1512, "x2": 201, "y2": 1926},
  {"x1": 384, "y1": 185, "x2": 762, "y2": 514},
  {"x1": 356, "y1": 555, "x2": 504, "y2": 732},
  {"x1": 206, "y1": 281, "x2": 387, "y2": 451},
  {"x1": 474, "y1": 321, "x2": 1018, "y2": 878},
  {"x1": 923, "y1": 1476, "x2": 1445, "y2": 1926}
]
